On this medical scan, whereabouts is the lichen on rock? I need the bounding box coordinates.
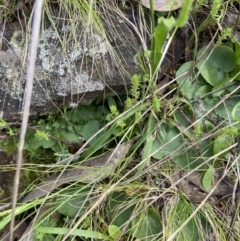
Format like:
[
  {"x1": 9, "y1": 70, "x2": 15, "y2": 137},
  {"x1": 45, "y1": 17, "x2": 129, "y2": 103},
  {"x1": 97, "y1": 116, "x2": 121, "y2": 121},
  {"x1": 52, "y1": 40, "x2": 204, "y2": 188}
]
[{"x1": 0, "y1": 10, "x2": 139, "y2": 121}]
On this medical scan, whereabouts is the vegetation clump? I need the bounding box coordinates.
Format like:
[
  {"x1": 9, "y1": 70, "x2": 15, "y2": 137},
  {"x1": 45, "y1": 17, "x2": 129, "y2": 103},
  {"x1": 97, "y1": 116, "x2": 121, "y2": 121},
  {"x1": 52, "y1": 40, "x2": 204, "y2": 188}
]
[{"x1": 0, "y1": 0, "x2": 240, "y2": 240}]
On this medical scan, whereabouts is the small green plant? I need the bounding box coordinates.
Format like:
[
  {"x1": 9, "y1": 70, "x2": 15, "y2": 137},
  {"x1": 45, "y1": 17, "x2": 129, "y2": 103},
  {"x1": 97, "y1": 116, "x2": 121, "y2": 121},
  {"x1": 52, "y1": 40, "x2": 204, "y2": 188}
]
[
  {"x1": 23, "y1": 102, "x2": 109, "y2": 159},
  {"x1": 34, "y1": 218, "x2": 56, "y2": 241}
]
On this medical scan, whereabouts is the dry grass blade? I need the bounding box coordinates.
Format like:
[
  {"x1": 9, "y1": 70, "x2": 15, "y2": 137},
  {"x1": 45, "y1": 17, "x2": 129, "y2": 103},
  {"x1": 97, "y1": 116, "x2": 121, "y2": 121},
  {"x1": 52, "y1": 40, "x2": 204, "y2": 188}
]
[
  {"x1": 9, "y1": 1, "x2": 43, "y2": 241},
  {"x1": 21, "y1": 140, "x2": 133, "y2": 203}
]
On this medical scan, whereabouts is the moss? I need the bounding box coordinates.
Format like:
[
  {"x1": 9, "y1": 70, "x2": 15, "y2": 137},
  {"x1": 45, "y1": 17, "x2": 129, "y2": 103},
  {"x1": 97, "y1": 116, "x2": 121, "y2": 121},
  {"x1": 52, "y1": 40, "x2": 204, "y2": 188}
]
[
  {"x1": 10, "y1": 30, "x2": 25, "y2": 51},
  {"x1": 0, "y1": 136, "x2": 18, "y2": 155}
]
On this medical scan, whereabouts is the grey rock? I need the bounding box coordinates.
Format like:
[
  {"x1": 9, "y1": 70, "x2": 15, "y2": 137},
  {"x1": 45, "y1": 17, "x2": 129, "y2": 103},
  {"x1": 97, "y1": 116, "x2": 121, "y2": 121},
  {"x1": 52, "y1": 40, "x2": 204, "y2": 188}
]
[{"x1": 0, "y1": 12, "x2": 139, "y2": 121}]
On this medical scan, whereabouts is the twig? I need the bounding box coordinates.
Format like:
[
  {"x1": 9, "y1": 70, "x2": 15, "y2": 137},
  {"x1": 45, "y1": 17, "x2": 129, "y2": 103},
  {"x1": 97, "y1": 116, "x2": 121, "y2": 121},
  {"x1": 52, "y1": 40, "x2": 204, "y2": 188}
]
[{"x1": 9, "y1": 1, "x2": 44, "y2": 241}]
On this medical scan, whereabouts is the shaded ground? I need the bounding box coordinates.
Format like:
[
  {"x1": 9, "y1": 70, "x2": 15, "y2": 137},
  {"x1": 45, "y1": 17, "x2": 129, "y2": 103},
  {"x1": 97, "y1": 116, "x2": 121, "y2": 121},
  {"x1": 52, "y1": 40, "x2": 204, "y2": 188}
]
[{"x1": 0, "y1": 151, "x2": 16, "y2": 203}]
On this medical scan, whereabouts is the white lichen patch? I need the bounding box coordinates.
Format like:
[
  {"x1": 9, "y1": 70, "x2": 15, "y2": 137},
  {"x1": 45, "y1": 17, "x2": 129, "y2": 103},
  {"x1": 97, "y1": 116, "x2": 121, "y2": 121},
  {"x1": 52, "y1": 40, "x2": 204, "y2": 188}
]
[
  {"x1": 38, "y1": 26, "x2": 108, "y2": 76},
  {"x1": 57, "y1": 71, "x2": 104, "y2": 96},
  {"x1": 0, "y1": 21, "x2": 115, "y2": 119},
  {"x1": 84, "y1": 34, "x2": 108, "y2": 58},
  {"x1": 0, "y1": 49, "x2": 25, "y2": 99}
]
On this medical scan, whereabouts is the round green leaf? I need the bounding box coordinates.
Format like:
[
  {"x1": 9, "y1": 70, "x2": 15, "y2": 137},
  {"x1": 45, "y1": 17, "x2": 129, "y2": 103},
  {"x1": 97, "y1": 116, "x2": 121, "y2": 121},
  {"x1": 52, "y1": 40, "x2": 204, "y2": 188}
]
[
  {"x1": 59, "y1": 129, "x2": 80, "y2": 143},
  {"x1": 107, "y1": 192, "x2": 136, "y2": 231},
  {"x1": 74, "y1": 105, "x2": 97, "y2": 123},
  {"x1": 41, "y1": 137, "x2": 57, "y2": 149},
  {"x1": 193, "y1": 99, "x2": 219, "y2": 119},
  {"x1": 83, "y1": 120, "x2": 100, "y2": 145},
  {"x1": 55, "y1": 187, "x2": 91, "y2": 217},
  {"x1": 176, "y1": 61, "x2": 199, "y2": 99},
  {"x1": 108, "y1": 96, "x2": 117, "y2": 108},
  {"x1": 131, "y1": 207, "x2": 162, "y2": 241},
  {"x1": 176, "y1": 61, "x2": 200, "y2": 99},
  {"x1": 108, "y1": 225, "x2": 121, "y2": 239},
  {"x1": 215, "y1": 97, "x2": 240, "y2": 123},
  {"x1": 172, "y1": 200, "x2": 202, "y2": 241},
  {"x1": 150, "y1": 123, "x2": 183, "y2": 159},
  {"x1": 213, "y1": 135, "x2": 234, "y2": 157},
  {"x1": 196, "y1": 45, "x2": 235, "y2": 86},
  {"x1": 174, "y1": 136, "x2": 213, "y2": 170},
  {"x1": 194, "y1": 85, "x2": 212, "y2": 98}
]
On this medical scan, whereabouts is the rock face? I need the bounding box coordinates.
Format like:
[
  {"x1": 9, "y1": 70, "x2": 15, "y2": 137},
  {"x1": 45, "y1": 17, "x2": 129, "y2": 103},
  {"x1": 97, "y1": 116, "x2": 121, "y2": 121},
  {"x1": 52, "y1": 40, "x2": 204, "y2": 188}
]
[{"x1": 0, "y1": 10, "x2": 140, "y2": 121}]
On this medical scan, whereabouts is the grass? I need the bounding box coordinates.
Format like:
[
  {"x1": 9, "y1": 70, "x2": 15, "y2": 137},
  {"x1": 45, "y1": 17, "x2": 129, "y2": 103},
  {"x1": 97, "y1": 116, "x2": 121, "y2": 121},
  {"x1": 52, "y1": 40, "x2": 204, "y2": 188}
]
[{"x1": 0, "y1": 0, "x2": 240, "y2": 240}]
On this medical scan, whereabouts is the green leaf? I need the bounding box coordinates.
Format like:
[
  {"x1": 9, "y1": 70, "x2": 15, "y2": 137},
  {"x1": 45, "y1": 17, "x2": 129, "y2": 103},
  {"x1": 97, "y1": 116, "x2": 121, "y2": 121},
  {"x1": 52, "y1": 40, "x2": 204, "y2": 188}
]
[
  {"x1": 176, "y1": 61, "x2": 200, "y2": 99},
  {"x1": 41, "y1": 137, "x2": 57, "y2": 149},
  {"x1": 174, "y1": 107, "x2": 194, "y2": 129},
  {"x1": 59, "y1": 129, "x2": 80, "y2": 143},
  {"x1": 81, "y1": 102, "x2": 148, "y2": 160},
  {"x1": 193, "y1": 99, "x2": 219, "y2": 119},
  {"x1": 230, "y1": 66, "x2": 240, "y2": 80},
  {"x1": 131, "y1": 207, "x2": 162, "y2": 241},
  {"x1": 232, "y1": 101, "x2": 240, "y2": 121},
  {"x1": 83, "y1": 120, "x2": 100, "y2": 145},
  {"x1": 73, "y1": 105, "x2": 97, "y2": 124},
  {"x1": 150, "y1": 123, "x2": 183, "y2": 160},
  {"x1": 211, "y1": 85, "x2": 226, "y2": 97},
  {"x1": 215, "y1": 97, "x2": 240, "y2": 126},
  {"x1": 174, "y1": 139, "x2": 212, "y2": 170},
  {"x1": 35, "y1": 227, "x2": 109, "y2": 240},
  {"x1": 194, "y1": 85, "x2": 212, "y2": 98},
  {"x1": 0, "y1": 118, "x2": 7, "y2": 127},
  {"x1": 108, "y1": 96, "x2": 117, "y2": 108},
  {"x1": 202, "y1": 165, "x2": 215, "y2": 191},
  {"x1": 55, "y1": 187, "x2": 91, "y2": 217},
  {"x1": 213, "y1": 135, "x2": 234, "y2": 157},
  {"x1": 176, "y1": 0, "x2": 193, "y2": 27},
  {"x1": 140, "y1": 114, "x2": 156, "y2": 173},
  {"x1": 196, "y1": 45, "x2": 235, "y2": 86},
  {"x1": 152, "y1": 16, "x2": 175, "y2": 75},
  {"x1": 171, "y1": 200, "x2": 202, "y2": 241},
  {"x1": 108, "y1": 225, "x2": 121, "y2": 239},
  {"x1": 107, "y1": 192, "x2": 136, "y2": 231},
  {"x1": 234, "y1": 41, "x2": 240, "y2": 65},
  {"x1": 25, "y1": 130, "x2": 43, "y2": 151}
]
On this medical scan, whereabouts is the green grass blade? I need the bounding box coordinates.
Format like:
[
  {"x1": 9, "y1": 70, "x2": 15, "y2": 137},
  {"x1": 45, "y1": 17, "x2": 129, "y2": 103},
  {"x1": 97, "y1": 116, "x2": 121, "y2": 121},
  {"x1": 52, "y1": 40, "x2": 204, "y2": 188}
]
[{"x1": 35, "y1": 226, "x2": 110, "y2": 240}]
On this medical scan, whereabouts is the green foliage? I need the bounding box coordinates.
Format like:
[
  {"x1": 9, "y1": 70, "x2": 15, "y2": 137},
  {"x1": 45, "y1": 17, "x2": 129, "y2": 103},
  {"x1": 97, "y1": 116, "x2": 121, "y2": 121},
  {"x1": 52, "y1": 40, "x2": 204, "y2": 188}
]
[
  {"x1": 0, "y1": 117, "x2": 7, "y2": 128},
  {"x1": 196, "y1": 45, "x2": 235, "y2": 87},
  {"x1": 35, "y1": 130, "x2": 49, "y2": 141},
  {"x1": 83, "y1": 120, "x2": 101, "y2": 146},
  {"x1": 176, "y1": 61, "x2": 201, "y2": 99},
  {"x1": 34, "y1": 227, "x2": 109, "y2": 240},
  {"x1": 169, "y1": 200, "x2": 209, "y2": 241},
  {"x1": 34, "y1": 218, "x2": 56, "y2": 241},
  {"x1": 149, "y1": 121, "x2": 212, "y2": 170},
  {"x1": 107, "y1": 191, "x2": 136, "y2": 231},
  {"x1": 131, "y1": 207, "x2": 162, "y2": 241},
  {"x1": 108, "y1": 225, "x2": 121, "y2": 239},
  {"x1": 107, "y1": 191, "x2": 162, "y2": 240},
  {"x1": 210, "y1": 0, "x2": 224, "y2": 23},
  {"x1": 213, "y1": 126, "x2": 238, "y2": 157},
  {"x1": 217, "y1": 27, "x2": 232, "y2": 44},
  {"x1": 202, "y1": 165, "x2": 215, "y2": 191},
  {"x1": 151, "y1": 16, "x2": 175, "y2": 76},
  {"x1": 24, "y1": 103, "x2": 108, "y2": 158},
  {"x1": 176, "y1": 0, "x2": 193, "y2": 27},
  {"x1": 3, "y1": 2, "x2": 238, "y2": 241},
  {"x1": 130, "y1": 74, "x2": 141, "y2": 102},
  {"x1": 55, "y1": 186, "x2": 91, "y2": 217}
]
